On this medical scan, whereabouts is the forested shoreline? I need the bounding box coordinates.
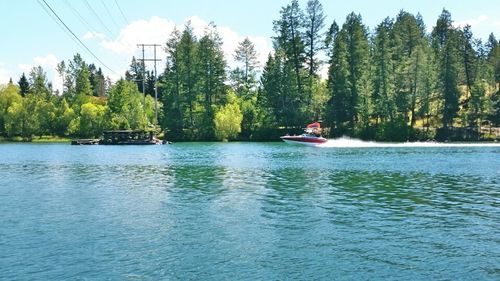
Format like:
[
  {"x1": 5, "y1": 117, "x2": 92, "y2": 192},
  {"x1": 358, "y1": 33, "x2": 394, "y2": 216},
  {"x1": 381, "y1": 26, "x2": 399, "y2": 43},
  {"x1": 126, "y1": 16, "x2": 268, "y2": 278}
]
[{"x1": 1, "y1": 0, "x2": 499, "y2": 142}]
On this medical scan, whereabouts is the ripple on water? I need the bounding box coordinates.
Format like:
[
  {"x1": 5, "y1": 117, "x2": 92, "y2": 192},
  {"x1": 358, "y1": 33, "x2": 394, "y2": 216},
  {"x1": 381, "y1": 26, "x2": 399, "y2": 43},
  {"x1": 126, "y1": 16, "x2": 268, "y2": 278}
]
[{"x1": 0, "y1": 143, "x2": 499, "y2": 280}]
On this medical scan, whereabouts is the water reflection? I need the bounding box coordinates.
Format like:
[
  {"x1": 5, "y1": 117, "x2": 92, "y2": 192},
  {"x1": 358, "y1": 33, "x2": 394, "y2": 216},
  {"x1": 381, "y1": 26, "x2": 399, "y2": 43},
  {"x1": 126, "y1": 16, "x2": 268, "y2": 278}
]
[{"x1": 0, "y1": 143, "x2": 498, "y2": 280}]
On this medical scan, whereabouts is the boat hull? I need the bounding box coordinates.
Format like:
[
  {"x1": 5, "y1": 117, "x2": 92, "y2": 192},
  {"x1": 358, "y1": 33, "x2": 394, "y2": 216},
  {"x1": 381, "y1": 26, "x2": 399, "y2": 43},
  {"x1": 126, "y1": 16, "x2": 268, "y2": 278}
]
[{"x1": 280, "y1": 135, "x2": 327, "y2": 146}]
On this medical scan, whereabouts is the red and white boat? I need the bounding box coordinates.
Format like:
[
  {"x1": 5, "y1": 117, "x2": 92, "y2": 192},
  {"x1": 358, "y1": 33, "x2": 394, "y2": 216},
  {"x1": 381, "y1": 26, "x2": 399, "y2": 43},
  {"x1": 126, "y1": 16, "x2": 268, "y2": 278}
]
[{"x1": 280, "y1": 122, "x2": 328, "y2": 146}]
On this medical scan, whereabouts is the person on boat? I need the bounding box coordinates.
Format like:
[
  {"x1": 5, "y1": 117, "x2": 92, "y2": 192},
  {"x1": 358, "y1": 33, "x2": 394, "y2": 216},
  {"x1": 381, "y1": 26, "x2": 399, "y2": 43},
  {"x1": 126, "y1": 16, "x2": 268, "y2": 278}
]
[{"x1": 306, "y1": 122, "x2": 322, "y2": 137}]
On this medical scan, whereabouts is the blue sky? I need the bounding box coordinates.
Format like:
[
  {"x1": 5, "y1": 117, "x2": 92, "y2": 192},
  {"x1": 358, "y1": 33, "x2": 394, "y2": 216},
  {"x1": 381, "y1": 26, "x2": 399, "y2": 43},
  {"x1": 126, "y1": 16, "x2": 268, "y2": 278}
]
[{"x1": 1, "y1": 0, "x2": 500, "y2": 90}]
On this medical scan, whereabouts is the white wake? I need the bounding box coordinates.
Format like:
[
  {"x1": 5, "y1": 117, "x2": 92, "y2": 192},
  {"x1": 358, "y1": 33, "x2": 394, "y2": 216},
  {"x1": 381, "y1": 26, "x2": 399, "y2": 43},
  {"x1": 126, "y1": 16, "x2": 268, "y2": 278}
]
[{"x1": 317, "y1": 136, "x2": 500, "y2": 148}]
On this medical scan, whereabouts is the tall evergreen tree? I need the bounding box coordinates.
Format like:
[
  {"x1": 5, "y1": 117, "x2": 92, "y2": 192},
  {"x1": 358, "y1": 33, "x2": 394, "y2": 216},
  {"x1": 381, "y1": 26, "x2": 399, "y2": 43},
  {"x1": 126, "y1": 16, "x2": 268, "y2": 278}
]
[
  {"x1": 162, "y1": 27, "x2": 184, "y2": 138},
  {"x1": 372, "y1": 17, "x2": 395, "y2": 123},
  {"x1": 304, "y1": 0, "x2": 325, "y2": 77},
  {"x1": 326, "y1": 29, "x2": 351, "y2": 134},
  {"x1": 432, "y1": 9, "x2": 461, "y2": 131},
  {"x1": 324, "y1": 21, "x2": 339, "y2": 58},
  {"x1": 29, "y1": 66, "x2": 52, "y2": 99},
  {"x1": 197, "y1": 22, "x2": 227, "y2": 139},
  {"x1": 487, "y1": 34, "x2": 500, "y2": 92},
  {"x1": 303, "y1": 0, "x2": 326, "y2": 120},
  {"x1": 273, "y1": 0, "x2": 306, "y2": 123},
  {"x1": 125, "y1": 56, "x2": 145, "y2": 95},
  {"x1": 17, "y1": 73, "x2": 29, "y2": 97},
  {"x1": 145, "y1": 71, "x2": 156, "y2": 97},
  {"x1": 326, "y1": 13, "x2": 370, "y2": 135},
  {"x1": 56, "y1": 61, "x2": 66, "y2": 95},
  {"x1": 260, "y1": 51, "x2": 303, "y2": 128},
  {"x1": 486, "y1": 33, "x2": 500, "y2": 125},
  {"x1": 178, "y1": 22, "x2": 198, "y2": 138},
  {"x1": 392, "y1": 11, "x2": 427, "y2": 127},
  {"x1": 231, "y1": 37, "x2": 259, "y2": 95},
  {"x1": 88, "y1": 64, "x2": 106, "y2": 97}
]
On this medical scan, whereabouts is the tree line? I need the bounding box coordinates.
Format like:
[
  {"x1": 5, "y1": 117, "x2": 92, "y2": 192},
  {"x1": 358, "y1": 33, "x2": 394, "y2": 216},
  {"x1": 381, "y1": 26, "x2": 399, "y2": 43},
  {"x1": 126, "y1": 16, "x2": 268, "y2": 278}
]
[
  {"x1": 0, "y1": 54, "x2": 157, "y2": 140},
  {"x1": 1, "y1": 0, "x2": 499, "y2": 141}
]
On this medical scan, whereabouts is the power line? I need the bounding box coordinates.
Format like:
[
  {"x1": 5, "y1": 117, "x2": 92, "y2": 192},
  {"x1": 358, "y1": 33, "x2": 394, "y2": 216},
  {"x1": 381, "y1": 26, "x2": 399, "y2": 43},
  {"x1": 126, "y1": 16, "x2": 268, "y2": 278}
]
[
  {"x1": 83, "y1": 0, "x2": 116, "y2": 38},
  {"x1": 114, "y1": 0, "x2": 129, "y2": 26},
  {"x1": 137, "y1": 44, "x2": 162, "y2": 123},
  {"x1": 101, "y1": 0, "x2": 121, "y2": 31},
  {"x1": 66, "y1": 0, "x2": 133, "y2": 52},
  {"x1": 64, "y1": 0, "x2": 99, "y2": 35},
  {"x1": 38, "y1": 0, "x2": 80, "y2": 48},
  {"x1": 38, "y1": 0, "x2": 117, "y2": 74}
]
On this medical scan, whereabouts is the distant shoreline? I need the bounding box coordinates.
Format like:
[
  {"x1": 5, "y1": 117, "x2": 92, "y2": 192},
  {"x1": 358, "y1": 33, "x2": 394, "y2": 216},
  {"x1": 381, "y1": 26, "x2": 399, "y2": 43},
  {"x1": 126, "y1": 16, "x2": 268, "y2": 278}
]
[
  {"x1": 0, "y1": 136, "x2": 71, "y2": 143},
  {"x1": 0, "y1": 136, "x2": 498, "y2": 144}
]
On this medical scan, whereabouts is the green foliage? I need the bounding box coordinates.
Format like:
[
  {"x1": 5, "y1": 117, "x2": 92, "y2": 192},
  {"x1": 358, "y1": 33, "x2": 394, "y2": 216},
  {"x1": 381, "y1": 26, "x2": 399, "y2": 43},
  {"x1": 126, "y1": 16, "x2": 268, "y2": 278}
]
[
  {"x1": 29, "y1": 66, "x2": 52, "y2": 100},
  {"x1": 4, "y1": 101, "x2": 24, "y2": 137},
  {"x1": 37, "y1": 99, "x2": 57, "y2": 136},
  {"x1": 432, "y1": 10, "x2": 461, "y2": 130},
  {"x1": 2, "y1": 3, "x2": 499, "y2": 142},
  {"x1": 0, "y1": 84, "x2": 22, "y2": 135},
  {"x1": 4, "y1": 94, "x2": 40, "y2": 139},
  {"x1": 214, "y1": 92, "x2": 243, "y2": 141},
  {"x1": 372, "y1": 17, "x2": 395, "y2": 122},
  {"x1": 375, "y1": 118, "x2": 409, "y2": 142},
  {"x1": 231, "y1": 37, "x2": 259, "y2": 95},
  {"x1": 77, "y1": 102, "x2": 108, "y2": 137},
  {"x1": 108, "y1": 79, "x2": 150, "y2": 130},
  {"x1": 17, "y1": 73, "x2": 29, "y2": 97},
  {"x1": 270, "y1": 0, "x2": 308, "y2": 127},
  {"x1": 304, "y1": 0, "x2": 325, "y2": 76},
  {"x1": 326, "y1": 13, "x2": 370, "y2": 134},
  {"x1": 125, "y1": 56, "x2": 145, "y2": 94},
  {"x1": 161, "y1": 22, "x2": 228, "y2": 141},
  {"x1": 54, "y1": 99, "x2": 75, "y2": 136}
]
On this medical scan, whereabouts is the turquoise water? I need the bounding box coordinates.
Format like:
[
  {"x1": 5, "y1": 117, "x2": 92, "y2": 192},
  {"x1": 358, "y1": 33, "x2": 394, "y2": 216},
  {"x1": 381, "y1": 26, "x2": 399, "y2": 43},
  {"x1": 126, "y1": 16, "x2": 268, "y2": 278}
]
[{"x1": 0, "y1": 142, "x2": 499, "y2": 280}]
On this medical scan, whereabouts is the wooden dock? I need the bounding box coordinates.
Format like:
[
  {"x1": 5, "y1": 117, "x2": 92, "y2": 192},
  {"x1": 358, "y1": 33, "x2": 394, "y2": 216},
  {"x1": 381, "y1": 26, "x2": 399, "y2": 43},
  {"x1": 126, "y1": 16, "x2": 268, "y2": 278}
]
[
  {"x1": 71, "y1": 130, "x2": 166, "y2": 145},
  {"x1": 70, "y1": 139, "x2": 100, "y2": 145}
]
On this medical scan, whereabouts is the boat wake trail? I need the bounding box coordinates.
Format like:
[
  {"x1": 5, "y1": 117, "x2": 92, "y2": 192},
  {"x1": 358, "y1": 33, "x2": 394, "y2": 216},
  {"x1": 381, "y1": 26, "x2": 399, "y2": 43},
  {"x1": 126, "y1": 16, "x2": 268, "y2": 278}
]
[{"x1": 317, "y1": 136, "x2": 500, "y2": 148}]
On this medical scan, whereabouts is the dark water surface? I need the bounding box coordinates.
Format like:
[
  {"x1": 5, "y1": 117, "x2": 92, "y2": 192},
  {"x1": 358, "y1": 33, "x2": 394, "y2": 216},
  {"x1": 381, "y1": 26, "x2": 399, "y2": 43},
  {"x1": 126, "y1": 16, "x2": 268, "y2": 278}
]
[{"x1": 0, "y1": 142, "x2": 499, "y2": 280}]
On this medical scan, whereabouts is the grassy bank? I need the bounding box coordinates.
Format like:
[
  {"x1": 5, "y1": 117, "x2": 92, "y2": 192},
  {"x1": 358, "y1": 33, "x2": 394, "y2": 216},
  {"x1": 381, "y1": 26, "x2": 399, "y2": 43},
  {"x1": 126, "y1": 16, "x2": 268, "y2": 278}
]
[{"x1": 0, "y1": 136, "x2": 71, "y2": 143}]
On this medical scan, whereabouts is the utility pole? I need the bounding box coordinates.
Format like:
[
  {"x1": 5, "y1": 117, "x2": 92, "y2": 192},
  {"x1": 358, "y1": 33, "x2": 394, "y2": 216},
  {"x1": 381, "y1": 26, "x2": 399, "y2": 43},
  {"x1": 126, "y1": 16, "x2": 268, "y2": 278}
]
[{"x1": 137, "y1": 44, "x2": 161, "y2": 124}]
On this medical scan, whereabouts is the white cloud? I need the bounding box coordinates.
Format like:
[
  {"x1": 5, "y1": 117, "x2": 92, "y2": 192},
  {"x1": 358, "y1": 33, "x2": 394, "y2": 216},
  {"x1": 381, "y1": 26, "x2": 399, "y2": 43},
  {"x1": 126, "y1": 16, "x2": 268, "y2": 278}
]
[
  {"x1": 0, "y1": 62, "x2": 11, "y2": 84},
  {"x1": 101, "y1": 16, "x2": 176, "y2": 56},
  {"x1": 453, "y1": 15, "x2": 500, "y2": 39},
  {"x1": 17, "y1": 54, "x2": 62, "y2": 93},
  {"x1": 34, "y1": 54, "x2": 58, "y2": 69},
  {"x1": 100, "y1": 15, "x2": 272, "y2": 78},
  {"x1": 185, "y1": 16, "x2": 272, "y2": 72},
  {"x1": 18, "y1": 64, "x2": 33, "y2": 74},
  {"x1": 82, "y1": 31, "x2": 106, "y2": 41},
  {"x1": 454, "y1": 15, "x2": 490, "y2": 28}
]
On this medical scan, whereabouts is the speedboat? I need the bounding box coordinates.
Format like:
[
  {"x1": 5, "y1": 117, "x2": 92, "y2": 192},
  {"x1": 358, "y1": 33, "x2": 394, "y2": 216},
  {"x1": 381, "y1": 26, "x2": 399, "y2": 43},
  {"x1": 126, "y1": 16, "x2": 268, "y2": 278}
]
[
  {"x1": 280, "y1": 121, "x2": 327, "y2": 146},
  {"x1": 280, "y1": 134, "x2": 327, "y2": 146}
]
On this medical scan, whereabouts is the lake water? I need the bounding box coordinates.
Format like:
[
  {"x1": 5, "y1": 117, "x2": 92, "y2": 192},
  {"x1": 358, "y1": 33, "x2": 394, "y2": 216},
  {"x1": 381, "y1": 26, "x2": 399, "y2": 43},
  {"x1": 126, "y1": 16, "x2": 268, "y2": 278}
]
[{"x1": 1, "y1": 141, "x2": 499, "y2": 280}]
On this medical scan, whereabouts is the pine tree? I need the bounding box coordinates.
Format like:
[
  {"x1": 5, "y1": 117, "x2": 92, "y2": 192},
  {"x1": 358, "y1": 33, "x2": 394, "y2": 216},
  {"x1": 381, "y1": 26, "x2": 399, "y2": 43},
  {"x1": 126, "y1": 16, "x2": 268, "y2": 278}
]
[
  {"x1": 260, "y1": 52, "x2": 286, "y2": 126},
  {"x1": 304, "y1": 0, "x2": 325, "y2": 77},
  {"x1": 392, "y1": 11, "x2": 427, "y2": 127},
  {"x1": 162, "y1": 27, "x2": 184, "y2": 139},
  {"x1": 326, "y1": 29, "x2": 350, "y2": 135},
  {"x1": 324, "y1": 21, "x2": 339, "y2": 58},
  {"x1": 372, "y1": 17, "x2": 395, "y2": 123},
  {"x1": 29, "y1": 66, "x2": 51, "y2": 100},
  {"x1": 487, "y1": 34, "x2": 500, "y2": 92},
  {"x1": 125, "y1": 57, "x2": 145, "y2": 94},
  {"x1": 178, "y1": 22, "x2": 198, "y2": 138},
  {"x1": 197, "y1": 22, "x2": 227, "y2": 139},
  {"x1": 17, "y1": 73, "x2": 29, "y2": 97},
  {"x1": 432, "y1": 9, "x2": 461, "y2": 131},
  {"x1": 345, "y1": 13, "x2": 370, "y2": 129},
  {"x1": 231, "y1": 37, "x2": 259, "y2": 96},
  {"x1": 273, "y1": 0, "x2": 306, "y2": 125}
]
